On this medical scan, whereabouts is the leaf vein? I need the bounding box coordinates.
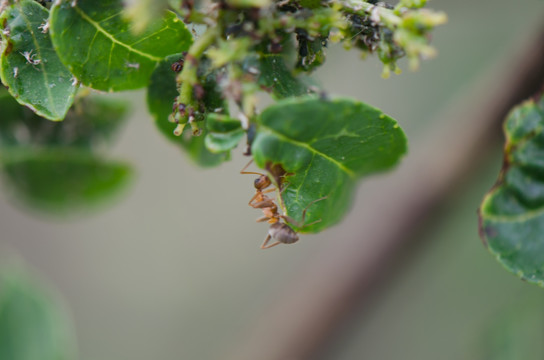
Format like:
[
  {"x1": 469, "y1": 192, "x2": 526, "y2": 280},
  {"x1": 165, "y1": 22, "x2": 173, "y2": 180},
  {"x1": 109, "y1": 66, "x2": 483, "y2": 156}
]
[
  {"x1": 72, "y1": 5, "x2": 162, "y2": 62},
  {"x1": 259, "y1": 124, "x2": 356, "y2": 178}
]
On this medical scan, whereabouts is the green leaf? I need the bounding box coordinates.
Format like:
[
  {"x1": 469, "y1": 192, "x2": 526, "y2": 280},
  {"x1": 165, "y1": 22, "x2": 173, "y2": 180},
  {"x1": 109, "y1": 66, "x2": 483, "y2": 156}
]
[
  {"x1": 0, "y1": 87, "x2": 133, "y2": 214},
  {"x1": 248, "y1": 54, "x2": 313, "y2": 99},
  {"x1": 49, "y1": 0, "x2": 192, "y2": 91},
  {"x1": 147, "y1": 54, "x2": 229, "y2": 167},
  {"x1": 0, "y1": 0, "x2": 77, "y2": 121},
  {"x1": 204, "y1": 113, "x2": 244, "y2": 153},
  {"x1": 252, "y1": 96, "x2": 407, "y2": 233},
  {"x1": 0, "y1": 269, "x2": 75, "y2": 360},
  {"x1": 0, "y1": 86, "x2": 130, "y2": 149},
  {"x1": 123, "y1": 0, "x2": 170, "y2": 34},
  {"x1": 1, "y1": 150, "x2": 133, "y2": 215},
  {"x1": 479, "y1": 94, "x2": 544, "y2": 286}
]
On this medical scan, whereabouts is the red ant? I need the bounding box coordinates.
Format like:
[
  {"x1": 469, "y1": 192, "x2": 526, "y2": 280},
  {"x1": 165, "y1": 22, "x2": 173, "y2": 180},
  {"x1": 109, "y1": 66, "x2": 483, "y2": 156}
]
[
  {"x1": 240, "y1": 159, "x2": 277, "y2": 207},
  {"x1": 241, "y1": 160, "x2": 326, "y2": 249}
]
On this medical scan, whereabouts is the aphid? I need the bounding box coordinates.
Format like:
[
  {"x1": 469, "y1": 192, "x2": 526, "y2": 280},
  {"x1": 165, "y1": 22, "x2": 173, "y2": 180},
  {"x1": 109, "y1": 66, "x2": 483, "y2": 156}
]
[
  {"x1": 38, "y1": 21, "x2": 49, "y2": 34},
  {"x1": 20, "y1": 50, "x2": 40, "y2": 66},
  {"x1": 171, "y1": 52, "x2": 188, "y2": 73},
  {"x1": 171, "y1": 58, "x2": 184, "y2": 73},
  {"x1": 13, "y1": 66, "x2": 18, "y2": 78},
  {"x1": 193, "y1": 83, "x2": 205, "y2": 100},
  {"x1": 126, "y1": 62, "x2": 140, "y2": 69}
]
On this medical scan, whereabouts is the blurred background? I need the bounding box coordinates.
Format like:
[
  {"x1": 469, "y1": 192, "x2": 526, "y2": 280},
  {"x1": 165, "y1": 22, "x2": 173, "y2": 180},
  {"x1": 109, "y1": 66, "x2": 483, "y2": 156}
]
[{"x1": 1, "y1": 0, "x2": 544, "y2": 359}]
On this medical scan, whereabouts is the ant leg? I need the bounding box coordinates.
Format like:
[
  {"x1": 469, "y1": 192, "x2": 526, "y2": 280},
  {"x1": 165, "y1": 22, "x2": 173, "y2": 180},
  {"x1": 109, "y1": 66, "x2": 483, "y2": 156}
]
[
  {"x1": 256, "y1": 216, "x2": 271, "y2": 223},
  {"x1": 301, "y1": 196, "x2": 328, "y2": 224},
  {"x1": 248, "y1": 189, "x2": 277, "y2": 207},
  {"x1": 250, "y1": 198, "x2": 276, "y2": 209},
  {"x1": 276, "y1": 182, "x2": 290, "y2": 210},
  {"x1": 279, "y1": 196, "x2": 328, "y2": 227},
  {"x1": 279, "y1": 214, "x2": 302, "y2": 228},
  {"x1": 247, "y1": 192, "x2": 260, "y2": 206},
  {"x1": 261, "y1": 234, "x2": 282, "y2": 249},
  {"x1": 240, "y1": 158, "x2": 265, "y2": 176}
]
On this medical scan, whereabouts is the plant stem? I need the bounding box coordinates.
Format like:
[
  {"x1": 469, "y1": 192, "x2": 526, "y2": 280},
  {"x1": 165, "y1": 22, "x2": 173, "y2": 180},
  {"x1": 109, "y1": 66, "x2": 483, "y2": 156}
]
[{"x1": 176, "y1": 25, "x2": 221, "y2": 117}]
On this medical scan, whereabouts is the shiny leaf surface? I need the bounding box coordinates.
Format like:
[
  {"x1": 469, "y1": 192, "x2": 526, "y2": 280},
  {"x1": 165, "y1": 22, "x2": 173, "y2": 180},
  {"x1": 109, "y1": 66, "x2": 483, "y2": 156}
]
[
  {"x1": 0, "y1": 0, "x2": 77, "y2": 120},
  {"x1": 50, "y1": 0, "x2": 192, "y2": 91},
  {"x1": 479, "y1": 94, "x2": 544, "y2": 286},
  {"x1": 252, "y1": 96, "x2": 407, "y2": 232}
]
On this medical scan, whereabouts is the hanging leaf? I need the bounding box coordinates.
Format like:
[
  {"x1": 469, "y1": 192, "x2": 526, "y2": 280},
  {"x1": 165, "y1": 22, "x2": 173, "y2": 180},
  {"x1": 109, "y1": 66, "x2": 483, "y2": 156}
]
[
  {"x1": 0, "y1": 0, "x2": 77, "y2": 121},
  {"x1": 0, "y1": 269, "x2": 76, "y2": 360},
  {"x1": 479, "y1": 94, "x2": 544, "y2": 286},
  {"x1": 252, "y1": 96, "x2": 407, "y2": 232},
  {"x1": 1, "y1": 150, "x2": 133, "y2": 215},
  {"x1": 204, "y1": 113, "x2": 244, "y2": 153},
  {"x1": 49, "y1": 0, "x2": 192, "y2": 91},
  {"x1": 147, "y1": 54, "x2": 229, "y2": 167},
  {"x1": 0, "y1": 87, "x2": 133, "y2": 215}
]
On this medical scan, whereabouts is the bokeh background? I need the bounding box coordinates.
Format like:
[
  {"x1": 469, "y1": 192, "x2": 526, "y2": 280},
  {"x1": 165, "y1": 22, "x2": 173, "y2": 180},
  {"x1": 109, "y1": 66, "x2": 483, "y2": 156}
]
[{"x1": 2, "y1": 0, "x2": 544, "y2": 359}]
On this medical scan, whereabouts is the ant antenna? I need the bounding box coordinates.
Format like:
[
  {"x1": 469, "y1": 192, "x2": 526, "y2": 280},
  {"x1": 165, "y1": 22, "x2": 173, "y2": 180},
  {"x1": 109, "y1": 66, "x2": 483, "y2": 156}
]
[{"x1": 240, "y1": 158, "x2": 266, "y2": 176}]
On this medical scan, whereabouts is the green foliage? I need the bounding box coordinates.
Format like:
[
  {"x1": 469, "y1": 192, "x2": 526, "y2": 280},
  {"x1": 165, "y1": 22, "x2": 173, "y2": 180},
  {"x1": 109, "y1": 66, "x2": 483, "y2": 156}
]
[
  {"x1": 252, "y1": 97, "x2": 407, "y2": 232},
  {"x1": 147, "y1": 53, "x2": 229, "y2": 167},
  {"x1": 0, "y1": 86, "x2": 133, "y2": 214},
  {"x1": 0, "y1": 0, "x2": 77, "y2": 120},
  {"x1": 205, "y1": 113, "x2": 245, "y2": 153},
  {"x1": 49, "y1": 0, "x2": 192, "y2": 91},
  {"x1": 0, "y1": 268, "x2": 75, "y2": 360},
  {"x1": 2, "y1": 151, "x2": 132, "y2": 214},
  {"x1": 252, "y1": 54, "x2": 313, "y2": 99},
  {"x1": 0, "y1": 0, "x2": 446, "y2": 239},
  {"x1": 479, "y1": 94, "x2": 544, "y2": 286}
]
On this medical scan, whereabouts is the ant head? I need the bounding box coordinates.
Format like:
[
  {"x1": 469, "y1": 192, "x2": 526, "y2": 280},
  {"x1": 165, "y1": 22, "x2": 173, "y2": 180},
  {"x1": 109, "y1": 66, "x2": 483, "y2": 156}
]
[{"x1": 254, "y1": 175, "x2": 271, "y2": 190}]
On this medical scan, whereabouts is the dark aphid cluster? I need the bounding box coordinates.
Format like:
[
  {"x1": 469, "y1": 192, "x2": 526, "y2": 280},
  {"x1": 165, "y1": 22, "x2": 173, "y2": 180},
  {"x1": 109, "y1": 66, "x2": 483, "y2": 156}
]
[
  {"x1": 347, "y1": 13, "x2": 381, "y2": 52},
  {"x1": 295, "y1": 28, "x2": 327, "y2": 71},
  {"x1": 169, "y1": 55, "x2": 229, "y2": 136}
]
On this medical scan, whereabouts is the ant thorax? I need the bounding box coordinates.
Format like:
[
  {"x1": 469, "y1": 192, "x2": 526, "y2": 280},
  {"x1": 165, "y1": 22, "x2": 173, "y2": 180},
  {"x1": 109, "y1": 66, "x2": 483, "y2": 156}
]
[{"x1": 269, "y1": 222, "x2": 299, "y2": 245}]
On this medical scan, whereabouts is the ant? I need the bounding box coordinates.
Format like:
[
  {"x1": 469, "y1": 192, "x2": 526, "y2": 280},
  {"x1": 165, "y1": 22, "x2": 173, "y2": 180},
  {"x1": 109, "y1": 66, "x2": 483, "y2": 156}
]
[
  {"x1": 257, "y1": 196, "x2": 326, "y2": 249},
  {"x1": 240, "y1": 159, "x2": 326, "y2": 249}
]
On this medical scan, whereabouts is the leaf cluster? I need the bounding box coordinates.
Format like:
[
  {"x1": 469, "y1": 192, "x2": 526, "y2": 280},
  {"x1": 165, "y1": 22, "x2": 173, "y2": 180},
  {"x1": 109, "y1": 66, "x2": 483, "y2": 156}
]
[{"x1": 0, "y1": 0, "x2": 445, "y2": 236}]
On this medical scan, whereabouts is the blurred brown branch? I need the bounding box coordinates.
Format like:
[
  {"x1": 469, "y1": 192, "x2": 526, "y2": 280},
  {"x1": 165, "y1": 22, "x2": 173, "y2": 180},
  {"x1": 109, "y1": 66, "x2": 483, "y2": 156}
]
[{"x1": 226, "y1": 23, "x2": 544, "y2": 360}]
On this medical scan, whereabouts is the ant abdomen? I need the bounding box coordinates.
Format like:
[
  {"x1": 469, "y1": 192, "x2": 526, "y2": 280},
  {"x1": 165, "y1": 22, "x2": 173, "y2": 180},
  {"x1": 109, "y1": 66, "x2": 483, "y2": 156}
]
[{"x1": 269, "y1": 222, "x2": 299, "y2": 245}]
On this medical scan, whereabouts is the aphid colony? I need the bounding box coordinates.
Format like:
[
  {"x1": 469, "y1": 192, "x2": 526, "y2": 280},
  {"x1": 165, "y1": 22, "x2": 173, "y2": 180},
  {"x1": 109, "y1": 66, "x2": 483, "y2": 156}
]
[{"x1": 241, "y1": 160, "x2": 325, "y2": 249}]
